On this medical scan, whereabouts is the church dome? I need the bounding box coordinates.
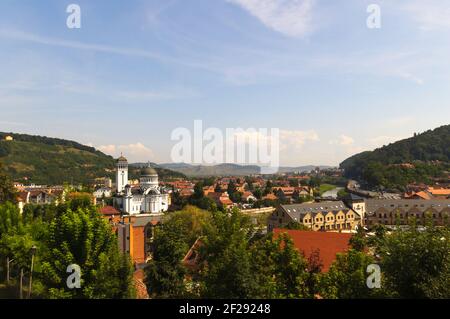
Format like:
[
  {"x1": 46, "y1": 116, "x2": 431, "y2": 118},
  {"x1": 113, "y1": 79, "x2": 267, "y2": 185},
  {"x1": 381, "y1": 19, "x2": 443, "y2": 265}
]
[
  {"x1": 141, "y1": 166, "x2": 158, "y2": 176},
  {"x1": 117, "y1": 155, "x2": 128, "y2": 162}
]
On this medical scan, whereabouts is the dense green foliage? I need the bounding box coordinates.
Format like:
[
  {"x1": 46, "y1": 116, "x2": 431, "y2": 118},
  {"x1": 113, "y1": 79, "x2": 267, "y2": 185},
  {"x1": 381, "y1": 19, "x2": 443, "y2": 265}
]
[
  {"x1": 145, "y1": 206, "x2": 211, "y2": 298},
  {"x1": 0, "y1": 201, "x2": 135, "y2": 299},
  {"x1": 375, "y1": 225, "x2": 450, "y2": 298},
  {"x1": 340, "y1": 125, "x2": 450, "y2": 190},
  {"x1": 145, "y1": 205, "x2": 450, "y2": 299},
  {"x1": 0, "y1": 163, "x2": 16, "y2": 203}
]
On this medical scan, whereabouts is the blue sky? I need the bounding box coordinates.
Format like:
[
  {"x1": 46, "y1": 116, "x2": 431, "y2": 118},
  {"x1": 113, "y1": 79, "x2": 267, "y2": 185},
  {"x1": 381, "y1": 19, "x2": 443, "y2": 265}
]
[{"x1": 1, "y1": 0, "x2": 450, "y2": 166}]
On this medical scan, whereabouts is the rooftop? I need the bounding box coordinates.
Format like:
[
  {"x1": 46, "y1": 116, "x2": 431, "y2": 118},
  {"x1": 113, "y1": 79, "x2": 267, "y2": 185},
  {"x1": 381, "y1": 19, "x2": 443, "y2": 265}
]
[{"x1": 274, "y1": 229, "x2": 352, "y2": 272}]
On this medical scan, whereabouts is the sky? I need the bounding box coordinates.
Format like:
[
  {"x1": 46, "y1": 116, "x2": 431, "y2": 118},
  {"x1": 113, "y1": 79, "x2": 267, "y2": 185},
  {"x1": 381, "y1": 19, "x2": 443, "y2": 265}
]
[{"x1": 0, "y1": 0, "x2": 450, "y2": 166}]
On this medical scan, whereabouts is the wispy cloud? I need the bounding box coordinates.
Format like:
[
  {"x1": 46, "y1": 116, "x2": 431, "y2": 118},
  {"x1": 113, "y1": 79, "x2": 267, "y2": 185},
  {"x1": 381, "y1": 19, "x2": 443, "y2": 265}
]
[
  {"x1": 227, "y1": 0, "x2": 316, "y2": 38},
  {"x1": 279, "y1": 129, "x2": 319, "y2": 150},
  {"x1": 0, "y1": 28, "x2": 181, "y2": 65},
  {"x1": 400, "y1": 1, "x2": 450, "y2": 31},
  {"x1": 329, "y1": 134, "x2": 354, "y2": 146},
  {"x1": 97, "y1": 143, "x2": 155, "y2": 162}
]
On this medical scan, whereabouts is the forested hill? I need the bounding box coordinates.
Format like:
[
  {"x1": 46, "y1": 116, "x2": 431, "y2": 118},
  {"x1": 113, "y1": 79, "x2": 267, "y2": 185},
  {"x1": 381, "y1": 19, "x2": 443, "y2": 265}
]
[
  {"x1": 340, "y1": 125, "x2": 450, "y2": 190},
  {"x1": 0, "y1": 132, "x2": 185, "y2": 185},
  {"x1": 0, "y1": 132, "x2": 116, "y2": 184}
]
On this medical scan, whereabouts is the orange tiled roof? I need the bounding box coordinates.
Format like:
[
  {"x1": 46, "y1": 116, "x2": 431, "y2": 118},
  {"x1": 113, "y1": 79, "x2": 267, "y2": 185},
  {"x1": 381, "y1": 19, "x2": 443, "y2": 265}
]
[
  {"x1": 427, "y1": 187, "x2": 450, "y2": 196},
  {"x1": 99, "y1": 205, "x2": 120, "y2": 216},
  {"x1": 273, "y1": 229, "x2": 352, "y2": 272},
  {"x1": 263, "y1": 193, "x2": 278, "y2": 200}
]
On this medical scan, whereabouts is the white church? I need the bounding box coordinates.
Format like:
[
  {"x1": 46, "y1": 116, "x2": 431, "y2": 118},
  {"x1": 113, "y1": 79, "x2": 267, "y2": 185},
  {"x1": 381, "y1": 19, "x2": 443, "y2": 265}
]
[{"x1": 113, "y1": 155, "x2": 169, "y2": 215}]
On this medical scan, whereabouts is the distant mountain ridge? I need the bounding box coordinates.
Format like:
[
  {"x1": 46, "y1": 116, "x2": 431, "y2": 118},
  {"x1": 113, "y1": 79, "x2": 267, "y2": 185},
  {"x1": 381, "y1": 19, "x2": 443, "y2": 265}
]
[{"x1": 157, "y1": 163, "x2": 332, "y2": 177}]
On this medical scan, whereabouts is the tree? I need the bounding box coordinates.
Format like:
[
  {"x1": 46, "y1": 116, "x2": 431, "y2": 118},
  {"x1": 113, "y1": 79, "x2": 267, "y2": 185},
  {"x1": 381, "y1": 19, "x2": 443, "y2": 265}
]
[
  {"x1": 0, "y1": 163, "x2": 16, "y2": 204},
  {"x1": 253, "y1": 188, "x2": 262, "y2": 200},
  {"x1": 269, "y1": 233, "x2": 308, "y2": 298},
  {"x1": 289, "y1": 179, "x2": 299, "y2": 187},
  {"x1": 66, "y1": 192, "x2": 93, "y2": 211},
  {"x1": 319, "y1": 249, "x2": 378, "y2": 299},
  {"x1": 376, "y1": 226, "x2": 450, "y2": 298},
  {"x1": 198, "y1": 209, "x2": 264, "y2": 298},
  {"x1": 145, "y1": 206, "x2": 212, "y2": 298},
  {"x1": 39, "y1": 206, "x2": 135, "y2": 299},
  {"x1": 145, "y1": 223, "x2": 190, "y2": 299},
  {"x1": 349, "y1": 226, "x2": 367, "y2": 252},
  {"x1": 226, "y1": 181, "x2": 242, "y2": 203},
  {"x1": 0, "y1": 202, "x2": 21, "y2": 237},
  {"x1": 292, "y1": 190, "x2": 300, "y2": 203},
  {"x1": 193, "y1": 182, "x2": 205, "y2": 200},
  {"x1": 304, "y1": 249, "x2": 323, "y2": 298}
]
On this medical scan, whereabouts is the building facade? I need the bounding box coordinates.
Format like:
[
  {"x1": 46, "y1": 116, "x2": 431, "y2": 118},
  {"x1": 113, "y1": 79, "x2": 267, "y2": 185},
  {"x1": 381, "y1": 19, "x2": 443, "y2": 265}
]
[
  {"x1": 268, "y1": 201, "x2": 362, "y2": 232},
  {"x1": 113, "y1": 156, "x2": 169, "y2": 215},
  {"x1": 365, "y1": 199, "x2": 450, "y2": 226}
]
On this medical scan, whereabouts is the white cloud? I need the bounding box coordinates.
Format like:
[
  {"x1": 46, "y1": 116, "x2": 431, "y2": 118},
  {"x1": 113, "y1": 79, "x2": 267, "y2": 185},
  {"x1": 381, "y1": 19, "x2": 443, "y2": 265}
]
[
  {"x1": 401, "y1": 1, "x2": 450, "y2": 30},
  {"x1": 227, "y1": 0, "x2": 316, "y2": 38},
  {"x1": 329, "y1": 134, "x2": 354, "y2": 146},
  {"x1": 97, "y1": 143, "x2": 155, "y2": 162},
  {"x1": 279, "y1": 129, "x2": 319, "y2": 150}
]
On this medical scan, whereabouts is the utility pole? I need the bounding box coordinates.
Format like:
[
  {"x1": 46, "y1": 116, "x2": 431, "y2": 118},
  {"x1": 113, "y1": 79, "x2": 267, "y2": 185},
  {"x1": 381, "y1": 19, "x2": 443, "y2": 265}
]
[
  {"x1": 19, "y1": 269, "x2": 23, "y2": 299},
  {"x1": 28, "y1": 245, "x2": 37, "y2": 299},
  {"x1": 6, "y1": 257, "x2": 15, "y2": 284}
]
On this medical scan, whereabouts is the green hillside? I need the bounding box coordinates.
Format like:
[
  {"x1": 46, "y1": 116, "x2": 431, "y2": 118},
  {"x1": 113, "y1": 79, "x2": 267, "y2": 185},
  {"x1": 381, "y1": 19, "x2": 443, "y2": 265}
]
[
  {"x1": 340, "y1": 125, "x2": 450, "y2": 190},
  {"x1": 0, "y1": 132, "x2": 185, "y2": 185},
  {"x1": 0, "y1": 132, "x2": 115, "y2": 185}
]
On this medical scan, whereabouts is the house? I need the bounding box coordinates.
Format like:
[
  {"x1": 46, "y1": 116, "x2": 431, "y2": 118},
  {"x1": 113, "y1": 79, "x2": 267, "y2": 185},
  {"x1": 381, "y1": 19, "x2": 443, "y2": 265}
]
[
  {"x1": 404, "y1": 190, "x2": 433, "y2": 200},
  {"x1": 241, "y1": 191, "x2": 257, "y2": 203},
  {"x1": 207, "y1": 192, "x2": 234, "y2": 208},
  {"x1": 93, "y1": 187, "x2": 112, "y2": 199},
  {"x1": 365, "y1": 199, "x2": 450, "y2": 226},
  {"x1": 4, "y1": 135, "x2": 13, "y2": 141},
  {"x1": 99, "y1": 205, "x2": 121, "y2": 225},
  {"x1": 273, "y1": 187, "x2": 296, "y2": 197},
  {"x1": 179, "y1": 188, "x2": 195, "y2": 198},
  {"x1": 273, "y1": 229, "x2": 352, "y2": 272},
  {"x1": 297, "y1": 186, "x2": 314, "y2": 197},
  {"x1": 118, "y1": 214, "x2": 164, "y2": 266},
  {"x1": 426, "y1": 187, "x2": 450, "y2": 198},
  {"x1": 203, "y1": 185, "x2": 216, "y2": 196},
  {"x1": 15, "y1": 187, "x2": 65, "y2": 213},
  {"x1": 268, "y1": 201, "x2": 361, "y2": 232},
  {"x1": 263, "y1": 193, "x2": 278, "y2": 201}
]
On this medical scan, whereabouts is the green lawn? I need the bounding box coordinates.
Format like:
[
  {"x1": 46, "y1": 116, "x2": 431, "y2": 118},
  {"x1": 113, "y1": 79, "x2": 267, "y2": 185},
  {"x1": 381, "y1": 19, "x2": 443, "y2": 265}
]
[{"x1": 317, "y1": 184, "x2": 337, "y2": 195}]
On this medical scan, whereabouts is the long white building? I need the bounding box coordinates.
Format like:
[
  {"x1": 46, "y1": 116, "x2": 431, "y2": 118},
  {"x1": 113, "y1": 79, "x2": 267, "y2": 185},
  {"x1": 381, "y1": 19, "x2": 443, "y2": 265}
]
[{"x1": 113, "y1": 155, "x2": 169, "y2": 215}]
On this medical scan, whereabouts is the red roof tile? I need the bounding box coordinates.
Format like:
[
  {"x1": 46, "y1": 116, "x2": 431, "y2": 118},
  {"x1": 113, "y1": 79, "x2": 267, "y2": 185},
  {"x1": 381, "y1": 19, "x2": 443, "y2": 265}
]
[
  {"x1": 273, "y1": 229, "x2": 352, "y2": 272},
  {"x1": 99, "y1": 205, "x2": 120, "y2": 216}
]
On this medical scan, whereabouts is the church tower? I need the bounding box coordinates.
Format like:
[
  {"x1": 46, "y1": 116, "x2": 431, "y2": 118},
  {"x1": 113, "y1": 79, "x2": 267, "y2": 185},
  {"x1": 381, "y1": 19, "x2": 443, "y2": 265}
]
[{"x1": 116, "y1": 154, "x2": 128, "y2": 193}]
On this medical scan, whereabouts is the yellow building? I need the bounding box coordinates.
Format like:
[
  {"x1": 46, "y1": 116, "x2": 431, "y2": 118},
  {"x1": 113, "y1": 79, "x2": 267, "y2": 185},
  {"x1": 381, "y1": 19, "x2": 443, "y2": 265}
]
[{"x1": 268, "y1": 201, "x2": 361, "y2": 232}]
